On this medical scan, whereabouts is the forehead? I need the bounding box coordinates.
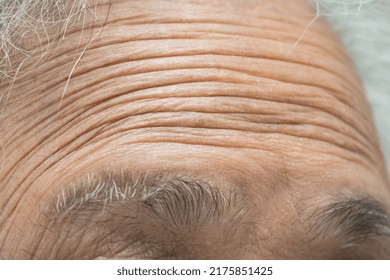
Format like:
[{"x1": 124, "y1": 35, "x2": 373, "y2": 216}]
[{"x1": 0, "y1": 0, "x2": 390, "y2": 259}]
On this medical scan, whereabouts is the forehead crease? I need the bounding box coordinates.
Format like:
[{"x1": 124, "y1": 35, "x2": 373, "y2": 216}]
[{"x1": 1, "y1": 0, "x2": 381, "y2": 188}]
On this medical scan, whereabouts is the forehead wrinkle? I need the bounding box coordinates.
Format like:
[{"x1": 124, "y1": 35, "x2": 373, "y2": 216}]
[{"x1": 1, "y1": 0, "x2": 381, "y2": 199}]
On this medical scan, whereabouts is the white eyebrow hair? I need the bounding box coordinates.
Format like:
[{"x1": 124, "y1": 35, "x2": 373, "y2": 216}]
[
  {"x1": 55, "y1": 171, "x2": 138, "y2": 212},
  {"x1": 40, "y1": 170, "x2": 252, "y2": 259},
  {"x1": 52, "y1": 170, "x2": 249, "y2": 234}
]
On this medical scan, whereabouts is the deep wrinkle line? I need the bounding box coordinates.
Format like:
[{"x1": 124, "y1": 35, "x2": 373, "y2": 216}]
[
  {"x1": 10, "y1": 48, "x2": 357, "y2": 104},
  {"x1": 25, "y1": 22, "x2": 343, "y2": 60},
  {"x1": 1, "y1": 74, "x2": 374, "y2": 198},
  {"x1": 54, "y1": 63, "x2": 357, "y2": 111},
  {"x1": 28, "y1": 7, "x2": 316, "y2": 50},
  {"x1": 4, "y1": 71, "x2": 368, "y2": 158},
  {"x1": 63, "y1": 124, "x2": 376, "y2": 168},
  {"x1": 93, "y1": 43, "x2": 359, "y2": 92},
  {"x1": 3, "y1": 88, "x2": 374, "y2": 186},
  {"x1": 0, "y1": 124, "x2": 375, "y2": 249},
  {"x1": 87, "y1": 109, "x2": 372, "y2": 152},
  {"x1": 11, "y1": 42, "x2": 361, "y2": 98},
  {"x1": 82, "y1": 76, "x2": 367, "y2": 124},
  {"x1": 68, "y1": 31, "x2": 348, "y2": 66},
  {"x1": 48, "y1": 97, "x2": 367, "y2": 159},
  {"x1": 106, "y1": 6, "x2": 318, "y2": 31},
  {"x1": 94, "y1": 124, "x2": 374, "y2": 162},
  {"x1": 64, "y1": 87, "x2": 373, "y2": 144},
  {"x1": 7, "y1": 71, "x2": 362, "y2": 152}
]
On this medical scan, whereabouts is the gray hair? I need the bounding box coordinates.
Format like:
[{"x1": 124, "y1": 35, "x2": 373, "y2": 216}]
[{"x1": 0, "y1": 0, "x2": 95, "y2": 81}]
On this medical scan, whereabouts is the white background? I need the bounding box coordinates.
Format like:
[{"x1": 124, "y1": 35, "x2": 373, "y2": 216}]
[{"x1": 0, "y1": 260, "x2": 389, "y2": 280}]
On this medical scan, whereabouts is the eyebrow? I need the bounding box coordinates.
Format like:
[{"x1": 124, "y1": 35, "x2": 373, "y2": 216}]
[
  {"x1": 44, "y1": 171, "x2": 390, "y2": 259},
  {"x1": 306, "y1": 195, "x2": 390, "y2": 257},
  {"x1": 44, "y1": 170, "x2": 249, "y2": 259},
  {"x1": 53, "y1": 171, "x2": 248, "y2": 227}
]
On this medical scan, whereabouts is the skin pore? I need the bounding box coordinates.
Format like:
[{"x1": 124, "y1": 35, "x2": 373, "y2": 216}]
[{"x1": 0, "y1": 0, "x2": 390, "y2": 259}]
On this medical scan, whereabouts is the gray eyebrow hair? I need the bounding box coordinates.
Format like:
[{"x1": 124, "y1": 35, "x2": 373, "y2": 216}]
[
  {"x1": 51, "y1": 170, "x2": 249, "y2": 233},
  {"x1": 44, "y1": 171, "x2": 250, "y2": 258},
  {"x1": 306, "y1": 195, "x2": 390, "y2": 251}
]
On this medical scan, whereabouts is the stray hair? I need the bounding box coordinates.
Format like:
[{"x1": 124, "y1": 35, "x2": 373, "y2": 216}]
[{"x1": 0, "y1": 0, "x2": 97, "y2": 84}]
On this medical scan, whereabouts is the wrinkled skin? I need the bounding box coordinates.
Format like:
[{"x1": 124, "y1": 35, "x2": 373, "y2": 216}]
[{"x1": 0, "y1": 0, "x2": 389, "y2": 259}]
